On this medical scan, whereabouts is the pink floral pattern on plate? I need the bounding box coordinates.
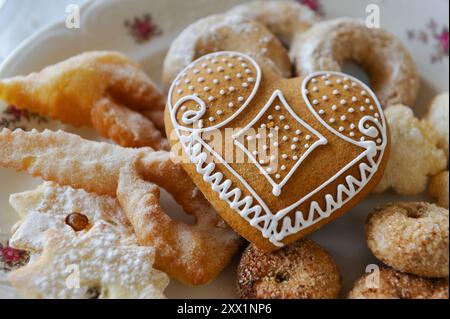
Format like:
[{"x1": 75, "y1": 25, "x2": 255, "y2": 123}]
[
  {"x1": 0, "y1": 105, "x2": 47, "y2": 130},
  {"x1": 298, "y1": 0, "x2": 324, "y2": 16},
  {"x1": 407, "y1": 19, "x2": 449, "y2": 63},
  {"x1": 124, "y1": 13, "x2": 162, "y2": 43}
]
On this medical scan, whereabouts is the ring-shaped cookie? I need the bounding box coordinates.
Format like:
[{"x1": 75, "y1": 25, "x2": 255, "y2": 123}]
[
  {"x1": 348, "y1": 267, "x2": 448, "y2": 299},
  {"x1": 236, "y1": 239, "x2": 341, "y2": 298},
  {"x1": 291, "y1": 18, "x2": 420, "y2": 107},
  {"x1": 227, "y1": 0, "x2": 320, "y2": 48},
  {"x1": 366, "y1": 202, "x2": 449, "y2": 278},
  {"x1": 162, "y1": 14, "x2": 292, "y2": 89}
]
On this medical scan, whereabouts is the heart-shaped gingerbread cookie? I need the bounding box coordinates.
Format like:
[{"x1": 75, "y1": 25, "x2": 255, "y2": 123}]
[{"x1": 165, "y1": 51, "x2": 390, "y2": 251}]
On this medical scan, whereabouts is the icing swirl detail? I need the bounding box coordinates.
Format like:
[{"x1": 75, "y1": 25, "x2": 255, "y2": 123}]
[{"x1": 168, "y1": 52, "x2": 388, "y2": 247}]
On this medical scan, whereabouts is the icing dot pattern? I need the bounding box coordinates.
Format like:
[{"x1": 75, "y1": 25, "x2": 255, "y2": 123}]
[
  {"x1": 239, "y1": 96, "x2": 322, "y2": 182},
  {"x1": 304, "y1": 73, "x2": 381, "y2": 143},
  {"x1": 172, "y1": 52, "x2": 258, "y2": 127}
]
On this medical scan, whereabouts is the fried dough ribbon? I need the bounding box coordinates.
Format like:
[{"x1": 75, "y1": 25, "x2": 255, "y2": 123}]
[
  {"x1": 0, "y1": 128, "x2": 241, "y2": 285},
  {"x1": 0, "y1": 51, "x2": 168, "y2": 150}
]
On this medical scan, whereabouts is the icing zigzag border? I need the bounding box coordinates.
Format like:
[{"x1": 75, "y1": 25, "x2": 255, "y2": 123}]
[{"x1": 180, "y1": 133, "x2": 381, "y2": 247}]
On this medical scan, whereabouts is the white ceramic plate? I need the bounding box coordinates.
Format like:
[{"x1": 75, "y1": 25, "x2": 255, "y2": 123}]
[{"x1": 0, "y1": 0, "x2": 448, "y2": 299}]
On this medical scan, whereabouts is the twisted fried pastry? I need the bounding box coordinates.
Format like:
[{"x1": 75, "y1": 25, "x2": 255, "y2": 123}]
[
  {"x1": 0, "y1": 128, "x2": 241, "y2": 285},
  {"x1": 0, "y1": 51, "x2": 168, "y2": 150}
]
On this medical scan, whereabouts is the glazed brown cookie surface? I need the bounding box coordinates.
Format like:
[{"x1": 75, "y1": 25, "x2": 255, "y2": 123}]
[{"x1": 165, "y1": 51, "x2": 390, "y2": 250}]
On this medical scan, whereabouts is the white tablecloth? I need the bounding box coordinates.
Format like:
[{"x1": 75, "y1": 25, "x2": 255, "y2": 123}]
[{"x1": 0, "y1": 0, "x2": 84, "y2": 63}]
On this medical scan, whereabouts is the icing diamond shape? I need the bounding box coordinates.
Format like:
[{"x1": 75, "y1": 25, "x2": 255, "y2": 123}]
[{"x1": 234, "y1": 90, "x2": 327, "y2": 196}]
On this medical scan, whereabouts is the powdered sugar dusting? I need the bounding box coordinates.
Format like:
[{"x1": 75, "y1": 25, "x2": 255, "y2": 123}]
[{"x1": 10, "y1": 221, "x2": 168, "y2": 299}]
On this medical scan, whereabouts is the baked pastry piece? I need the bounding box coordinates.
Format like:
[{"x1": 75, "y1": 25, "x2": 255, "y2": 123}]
[
  {"x1": 162, "y1": 14, "x2": 292, "y2": 89},
  {"x1": 237, "y1": 239, "x2": 341, "y2": 299},
  {"x1": 429, "y1": 170, "x2": 449, "y2": 209},
  {"x1": 227, "y1": 0, "x2": 320, "y2": 48},
  {"x1": 0, "y1": 128, "x2": 241, "y2": 285},
  {"x1": 0, "y1": 51, "x2": 168, "y2": 149},
  {"x1": 165, "y1": 51, "x2": 390, "y2": 250},
  {"x1": 291, "y1": 18, "x2": 420, "y2": 107},
  {"x1": 366, "y1": 202, "x2": 449, "y2": 278},
  {"x1": 8, "y1": 181, "x2": 134, "y2": 253},
  {"x1": 425, "y1": 92, "x2": 449, "y2": 159},
  {"x1": 374, "y1": 104, "x2": 446, "y2": 195},
  {"x1": 348, "y1": 267, "x2": 448, "y2": 299},
  {"x1": 9, "y1": 221, "x2": 169, "y2": 299}
]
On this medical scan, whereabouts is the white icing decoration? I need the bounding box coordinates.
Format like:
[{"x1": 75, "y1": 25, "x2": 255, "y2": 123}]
[
  {"x1": 234, "y1": 90, "x2": 327, "y2": 197},
  {"x1": 168, "y1": 53, "x2": 387, "y2": 247}
]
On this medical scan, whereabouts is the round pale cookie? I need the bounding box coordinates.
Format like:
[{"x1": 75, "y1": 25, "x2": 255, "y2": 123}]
[
  {"x1": 429, "y1": 171, "x2": 449, "y2": 209},
  {"x1": 425, "y1": 92, "x2": 449, "y2": 159},
  {"x1": 162, "y1": 14, "x2": 292, "y2": 89},
  {"x1": 366, "y1": 202, "x2": 449, "y2": 278},
  {"x1": 236, "y1": 239, "x2": 341, "y2": 299},
  {"x1": 291, "y1": 18, "x2": 419, "y2": 107},
  {"x1": 348, "y1": 267, "x2": 448, "y2": 299},
  {"x1": 227, "y1": 0, "x2": 320, "y2": 48}
]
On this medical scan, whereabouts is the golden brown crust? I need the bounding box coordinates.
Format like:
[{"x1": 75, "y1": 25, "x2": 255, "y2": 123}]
[
  {"x1": 117, "y1": 159, "x2": 242, "y2": 285},
  {"x1": 366, "y1": 202, "x2": 449, "y2": 278},
  {"x1": 162, "y1": 14, "x2": 292, "y2": 89},
  {"x1": 237, "y1": 239, "x2": 341, "y2": 299},
  {"x1": 227, "y1": 0, "x2": 320, "y2": 47},
  {"x1": 0, "y1": 128, "x2": 148, "y2": 197},
  {"x1": 165, "y1": 54, "x2": 390, "y2": 251},
  {"x1": 348, "y1": 267, "x2": 449, "y2": 299},
  {"x1": 0, "y1": 51, "x2": 167, "y2": 150},
  {"x1": 429, "y1": 171, "x2": 449, "y2": 209},
  {"x1": 291, "y1": 18, "x2": 420, "y2": 108},
  {"x1": 91, "y1": 98, "x2": 169, "y2": 150},
  {"x1": 0, "y1": 128, "x2": 241, "y2": 285}
]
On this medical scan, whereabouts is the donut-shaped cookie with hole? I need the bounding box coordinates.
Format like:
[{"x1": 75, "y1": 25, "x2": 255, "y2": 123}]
[
  {"x1": 366, "y1": 202, "x2": 449, "y2": 278},
  {"x1": 237, "y1": 239, "x2": 341, "y2": 299},
  {"x1": 291, "y1": 18, "x2": 420, "y2": 108}
]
